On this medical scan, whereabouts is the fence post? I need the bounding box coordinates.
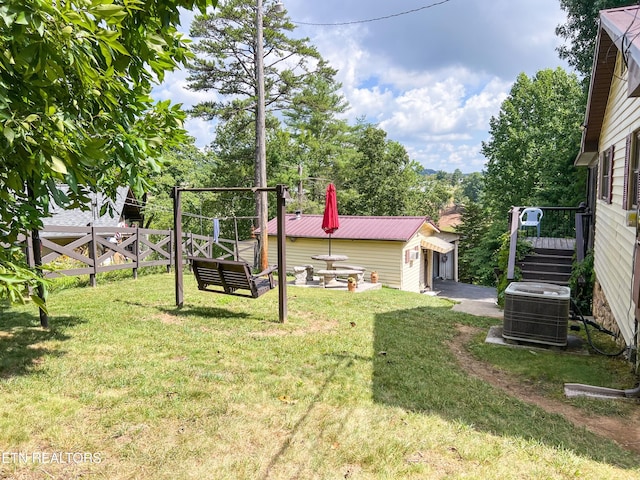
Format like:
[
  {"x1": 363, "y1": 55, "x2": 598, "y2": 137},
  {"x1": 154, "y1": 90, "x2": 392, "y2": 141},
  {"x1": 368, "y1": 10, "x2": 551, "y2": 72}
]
[
  {"x1": 234, "y1": 217, "x2": 240, "y2": 262},
  {"x1": 168, "y1": 229, "x2": 173, "y2": 273},
  {"x1": 133, "y1": 226, "x2": 139, "y2": 280},
  {"x1": 575, "y1": 213, "x2": 585, "y2": 263},
  {"x1": 89, "y1": 226, "x2": 98, "y2": 287}
]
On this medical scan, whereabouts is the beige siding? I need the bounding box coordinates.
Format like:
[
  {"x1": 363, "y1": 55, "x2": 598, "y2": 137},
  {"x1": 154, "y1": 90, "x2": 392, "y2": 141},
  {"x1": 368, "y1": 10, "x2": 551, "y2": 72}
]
[
  {"x1": 267, "y1": 237, "x2": 406, "y2": 289},
  {"x1": 595, "y1": 54, "x2": 640, "y2": 343},
  {"x1": 267, "y1": 222, "x2": 452, "y2": 294},
  {"x1": 402, "y1": 232, "x2": 424, "y2": 293}
]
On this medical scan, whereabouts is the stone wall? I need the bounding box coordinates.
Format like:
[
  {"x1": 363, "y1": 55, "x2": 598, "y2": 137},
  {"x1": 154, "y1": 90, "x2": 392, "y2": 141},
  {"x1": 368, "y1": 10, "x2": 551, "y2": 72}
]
[
  {"x1": 593, "y1": 279, "x2": 639, "y2": 373},
  {"x1": 592, "y1": 280, "x2": 621, "y2": 337}
]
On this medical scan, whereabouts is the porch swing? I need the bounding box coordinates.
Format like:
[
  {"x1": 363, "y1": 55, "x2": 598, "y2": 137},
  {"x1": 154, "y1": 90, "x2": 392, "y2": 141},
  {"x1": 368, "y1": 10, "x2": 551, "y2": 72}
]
[{"x1": 173, "y1": 185, "x2": 289, "y2": 322}]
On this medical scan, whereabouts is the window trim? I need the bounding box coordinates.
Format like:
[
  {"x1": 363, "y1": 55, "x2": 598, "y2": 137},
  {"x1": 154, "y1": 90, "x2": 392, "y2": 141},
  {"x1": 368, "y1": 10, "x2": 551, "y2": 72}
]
[
  {"x1": 623, "y1": 132, "x2": 640, "y2": 210},
  {"x1": 599, "y1": 145, "x2": 614, "y2": 204}
]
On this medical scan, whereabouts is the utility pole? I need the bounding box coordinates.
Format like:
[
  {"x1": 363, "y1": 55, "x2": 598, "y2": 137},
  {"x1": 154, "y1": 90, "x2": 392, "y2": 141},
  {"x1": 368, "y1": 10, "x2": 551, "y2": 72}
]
[{"x1": 255, "y1": 0, "x2": 268, "y2": 271}]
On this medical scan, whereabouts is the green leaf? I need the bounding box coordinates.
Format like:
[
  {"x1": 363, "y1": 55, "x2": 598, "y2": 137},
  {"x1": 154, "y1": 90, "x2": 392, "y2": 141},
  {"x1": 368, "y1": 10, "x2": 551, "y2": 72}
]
[
  {"x1": 3, "y1": 125, "x2": 14, "y2": 144},
  {"x1": 15, "y1": 11, "x2": 28, "y2": 25},
  {"x1": 51, "y1": 156, "x2": 68, "y2": 174}
]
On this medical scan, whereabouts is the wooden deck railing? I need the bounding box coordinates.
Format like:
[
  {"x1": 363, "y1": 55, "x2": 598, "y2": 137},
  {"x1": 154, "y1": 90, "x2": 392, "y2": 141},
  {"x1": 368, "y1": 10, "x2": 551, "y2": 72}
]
[
  {"x1": 16, "y1": 226, "x2": 257, "y2": 286},
  {"x1": 506, "y1": 205, "x2": 592, "y2": 280}
]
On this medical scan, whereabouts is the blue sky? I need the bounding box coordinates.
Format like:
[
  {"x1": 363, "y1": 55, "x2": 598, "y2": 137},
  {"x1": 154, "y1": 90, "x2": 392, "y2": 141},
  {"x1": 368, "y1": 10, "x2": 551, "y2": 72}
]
[{"x1": 153, "y1": 0, "x2": 571, "y2": 173}]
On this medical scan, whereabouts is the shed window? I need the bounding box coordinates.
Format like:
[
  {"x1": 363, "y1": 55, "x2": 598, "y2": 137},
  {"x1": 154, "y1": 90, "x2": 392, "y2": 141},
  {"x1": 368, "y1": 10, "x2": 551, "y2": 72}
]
[{"x1": 599, "y1": 145, "x2": 614, "y2": 204}]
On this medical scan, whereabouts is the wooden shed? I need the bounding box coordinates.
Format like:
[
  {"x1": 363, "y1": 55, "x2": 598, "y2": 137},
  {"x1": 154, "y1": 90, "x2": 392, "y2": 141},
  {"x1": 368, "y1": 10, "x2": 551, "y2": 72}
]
[{"x1": 264, "y1": 214, "x2": 458, "y2": 293}]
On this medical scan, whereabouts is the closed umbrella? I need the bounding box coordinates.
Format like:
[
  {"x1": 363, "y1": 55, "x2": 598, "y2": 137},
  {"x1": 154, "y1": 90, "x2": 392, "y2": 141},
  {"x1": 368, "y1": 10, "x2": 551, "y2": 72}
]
[{"x1": 322, "y1": 183, "x2": 339, "y2": 255}]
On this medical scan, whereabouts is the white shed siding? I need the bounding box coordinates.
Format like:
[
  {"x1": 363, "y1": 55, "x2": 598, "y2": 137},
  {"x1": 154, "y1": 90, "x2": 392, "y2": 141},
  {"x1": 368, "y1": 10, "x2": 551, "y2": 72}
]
[
  {"x1": 402, "y1": 232, "x2": 423, "y2": 293},
  {"x1": 595, "y1": 54, "x2": 640, "y2": 343}
]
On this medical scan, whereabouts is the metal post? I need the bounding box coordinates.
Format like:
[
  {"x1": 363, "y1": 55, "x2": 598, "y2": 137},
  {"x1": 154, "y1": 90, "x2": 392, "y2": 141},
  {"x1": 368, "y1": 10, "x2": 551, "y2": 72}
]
[
  {"x1": 277, "y1": 184, "x2": 288, "y2": 323},
  {"x1": 173, "y1": 187, "x2": 184, "y2": 307}
]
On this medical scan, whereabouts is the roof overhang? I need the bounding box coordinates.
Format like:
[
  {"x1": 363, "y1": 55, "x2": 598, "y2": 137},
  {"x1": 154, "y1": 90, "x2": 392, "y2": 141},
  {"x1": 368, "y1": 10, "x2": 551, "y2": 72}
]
[
  {"x1": 600, "y1": 8, "x2": 640, "y2": 97},
  {"x1": 421, "y1": 236, "x2": 454, "y2": 254},
  {"x1": 577, "y1": 6, "x2": 640, "y2": 166}
]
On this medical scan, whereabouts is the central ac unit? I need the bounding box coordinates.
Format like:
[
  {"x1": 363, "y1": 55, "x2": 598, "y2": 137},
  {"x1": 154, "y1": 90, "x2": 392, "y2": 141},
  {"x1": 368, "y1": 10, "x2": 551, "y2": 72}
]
[{"x1": 503, "y1": 282, "x2": 570, "y2": 346}]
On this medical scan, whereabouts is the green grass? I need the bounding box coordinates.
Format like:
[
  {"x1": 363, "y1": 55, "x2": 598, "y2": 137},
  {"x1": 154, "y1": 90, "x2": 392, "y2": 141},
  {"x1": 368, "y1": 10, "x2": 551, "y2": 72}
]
[{"x1": 0, "y1": 272, "x2": 639, "y2": 479}]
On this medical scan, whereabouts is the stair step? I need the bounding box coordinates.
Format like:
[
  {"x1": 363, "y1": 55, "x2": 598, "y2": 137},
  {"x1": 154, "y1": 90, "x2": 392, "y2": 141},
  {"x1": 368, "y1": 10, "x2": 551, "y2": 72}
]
[
  {"x1": 521, "y1": 270, "x2": 571, "y2": 284},
  {"x1": 523, "y1": 254, "x2": 573, "y2": 265},
  {"x1": 533, "y1": 248, "x2": 574, "y2": 257},
  {"x1": 519, "y1": 262, "x2": 572, "y2": 273}
]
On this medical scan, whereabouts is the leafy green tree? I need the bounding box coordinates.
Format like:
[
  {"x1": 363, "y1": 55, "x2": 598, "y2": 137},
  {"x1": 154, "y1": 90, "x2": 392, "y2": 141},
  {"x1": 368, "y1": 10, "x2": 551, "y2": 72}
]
[
  {"x1": 481, "y1": 68, "x2": 585, "y2": 216},
  {"x1": 0, "y1": 0, "x2": 213, "y2": 308},
  {"x1": 460, "y1": 172, "x2": 484, "y2": 204},
  {"x1": 456, "y1": 202, "x2": 487, "y2": 284},
  {"x1": 144, "y1": 144, "x2": 214, "y2": 230},
  {"x1": 417, "y1": 175, "x2": 453, "y2": 221},
  {"x1": 187, "y1": 0, "x2": 322, "y2": 123},
  {"x1": 283, "y1": 62, "x2": 352, "y2": 208},
  {"x1": 556, "y1": 0, "x2": 635, "y2": 81},
  {"x1": 340, "y1": 124, "x2": 422, "y2": 216}
]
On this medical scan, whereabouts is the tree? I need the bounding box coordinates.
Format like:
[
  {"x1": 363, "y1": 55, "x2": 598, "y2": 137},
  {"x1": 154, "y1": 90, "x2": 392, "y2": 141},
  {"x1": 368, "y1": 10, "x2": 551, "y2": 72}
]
[
  {"x1": 481, "y1": 68, "x2": 585, "y2": 216},
  {"x1": 460, "y1": 172, "x2": 484, "y2": 204},
  {"x1": 0, "y1": 0, "x2": 214, "y2": 311},
  {"x1": 283, "y1": 61, "x2": 352, "y2": 208},
  {"x1": 556, "y1": 0, "x2": 634, "y2": 81},
  {"x1": 340, "y1": 124, "x2": 423, "y2": 216},
  {"x1": 187, "y1": 0, "x2": 323, "y2": 267}
]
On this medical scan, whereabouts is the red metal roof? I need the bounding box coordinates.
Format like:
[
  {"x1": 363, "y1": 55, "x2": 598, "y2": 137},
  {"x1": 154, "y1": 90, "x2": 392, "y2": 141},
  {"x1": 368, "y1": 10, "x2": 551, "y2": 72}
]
[{"x1": 263, "y1": 215, "x2": 438, "y2": 241}]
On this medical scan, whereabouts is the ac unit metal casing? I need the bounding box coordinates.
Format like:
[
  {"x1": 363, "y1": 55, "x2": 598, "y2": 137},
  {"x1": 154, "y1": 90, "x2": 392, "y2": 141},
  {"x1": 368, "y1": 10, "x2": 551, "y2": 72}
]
[{"x1": 503, "y1": 282, "x2": 570, "y2": 346}]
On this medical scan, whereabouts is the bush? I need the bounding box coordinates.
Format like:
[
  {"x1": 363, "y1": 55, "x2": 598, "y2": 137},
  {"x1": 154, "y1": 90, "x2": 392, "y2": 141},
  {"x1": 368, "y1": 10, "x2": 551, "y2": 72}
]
[{"x1": 570, "y1": 250, "x2": 594, "y2": 316}]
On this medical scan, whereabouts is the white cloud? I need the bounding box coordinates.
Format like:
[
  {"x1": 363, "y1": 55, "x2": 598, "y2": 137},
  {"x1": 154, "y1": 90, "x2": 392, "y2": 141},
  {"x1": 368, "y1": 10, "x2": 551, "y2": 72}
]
[{"x1": 156, "y1": 0, "x2": 571, "y2": 173}]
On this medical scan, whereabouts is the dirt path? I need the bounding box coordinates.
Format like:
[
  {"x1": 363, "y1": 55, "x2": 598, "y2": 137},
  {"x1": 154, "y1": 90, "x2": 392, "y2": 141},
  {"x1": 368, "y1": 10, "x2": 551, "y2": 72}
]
[{"x1": 449, "y1": 324, "x2": 640, "y2": 455}]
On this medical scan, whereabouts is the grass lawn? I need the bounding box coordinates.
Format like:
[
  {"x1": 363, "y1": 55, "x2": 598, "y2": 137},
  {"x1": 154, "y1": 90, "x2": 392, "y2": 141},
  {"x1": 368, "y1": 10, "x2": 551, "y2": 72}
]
[{"x1": 1, "y1": 272, "x2": 639, "y2": 479}]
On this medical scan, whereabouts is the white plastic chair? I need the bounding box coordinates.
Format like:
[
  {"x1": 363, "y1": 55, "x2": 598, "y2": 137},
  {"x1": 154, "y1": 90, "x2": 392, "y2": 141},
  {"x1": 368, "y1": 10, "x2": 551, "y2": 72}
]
[{"x1": 519, "y1": 208, "x2": 543, "y2": 237}]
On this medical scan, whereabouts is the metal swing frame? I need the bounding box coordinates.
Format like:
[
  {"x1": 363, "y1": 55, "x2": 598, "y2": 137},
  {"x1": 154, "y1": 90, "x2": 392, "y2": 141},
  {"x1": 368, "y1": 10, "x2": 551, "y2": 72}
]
[{"x1": 172, "y1": 185, "x2": 289, "y2": 322}]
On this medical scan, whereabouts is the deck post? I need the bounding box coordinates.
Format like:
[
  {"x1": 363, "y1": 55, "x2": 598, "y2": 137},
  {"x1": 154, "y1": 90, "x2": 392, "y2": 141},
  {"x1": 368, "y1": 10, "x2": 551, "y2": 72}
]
[{"x1": 506, "y1": 207, "x2": 520, "y2": 280}]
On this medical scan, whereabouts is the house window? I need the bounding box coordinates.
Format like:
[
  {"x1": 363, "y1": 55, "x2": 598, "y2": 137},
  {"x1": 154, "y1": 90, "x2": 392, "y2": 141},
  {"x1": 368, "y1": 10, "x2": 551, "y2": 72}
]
[
  {"x1": 599, "y1": 145, "x2": 614, "y2": 204},
  {"x1": 625, "y1": 132, "x2": 640, "y2": 210}
]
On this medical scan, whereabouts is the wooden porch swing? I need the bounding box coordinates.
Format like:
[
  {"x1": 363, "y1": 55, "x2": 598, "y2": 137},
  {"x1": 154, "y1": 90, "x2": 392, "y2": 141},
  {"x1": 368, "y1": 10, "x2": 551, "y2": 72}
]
[{"x1": 173, "y1": 185, "x2": 289, "y2": 322}]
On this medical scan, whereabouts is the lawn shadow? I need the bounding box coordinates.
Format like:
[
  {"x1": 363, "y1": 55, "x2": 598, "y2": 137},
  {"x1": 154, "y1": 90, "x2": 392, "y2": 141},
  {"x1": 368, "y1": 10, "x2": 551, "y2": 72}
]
[
  {"x1": 156, "y1": 305, "x2": 251, "y2": 320},
  {"x1": 0, "y1": 307, "x2": 85, "y2": 379},
  {"x1": 372, "y1": 305, "x2": 640, "y2": 469}
]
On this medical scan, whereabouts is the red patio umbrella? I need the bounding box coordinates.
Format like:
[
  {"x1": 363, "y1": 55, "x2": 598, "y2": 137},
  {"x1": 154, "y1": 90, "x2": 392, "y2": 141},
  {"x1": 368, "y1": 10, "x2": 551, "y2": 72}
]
[{"x1": 322, "y1": 183, "x2": 340, "y2": 255}]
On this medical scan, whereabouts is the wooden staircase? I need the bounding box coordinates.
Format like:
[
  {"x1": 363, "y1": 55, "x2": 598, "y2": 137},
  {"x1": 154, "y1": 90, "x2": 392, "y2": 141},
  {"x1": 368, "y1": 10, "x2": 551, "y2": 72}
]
[{"x1": 517, "y1": 238, "x2": 575, "y2": 286}]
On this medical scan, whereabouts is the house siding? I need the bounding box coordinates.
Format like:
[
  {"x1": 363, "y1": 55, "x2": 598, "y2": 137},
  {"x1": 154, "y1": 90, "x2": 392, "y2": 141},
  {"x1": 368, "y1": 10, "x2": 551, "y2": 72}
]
[{"x1": 595, "y1": 53, "x2": 640, "y2": 344}]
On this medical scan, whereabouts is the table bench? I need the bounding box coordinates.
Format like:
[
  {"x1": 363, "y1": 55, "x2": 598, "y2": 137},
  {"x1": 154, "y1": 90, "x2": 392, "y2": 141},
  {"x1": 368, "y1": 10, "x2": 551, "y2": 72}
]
[
  {"x1": 317, "y1": 269, "x2": 361, "y2": 287},
  {"x1": 340, "y1": 264, "x2": 366, "y2": 284}
]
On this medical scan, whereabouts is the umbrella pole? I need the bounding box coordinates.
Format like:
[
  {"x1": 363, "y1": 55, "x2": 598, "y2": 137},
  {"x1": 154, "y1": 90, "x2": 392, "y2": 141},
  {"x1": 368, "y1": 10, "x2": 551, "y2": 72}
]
[{"x1": 329, "y1": 234, "x2": 332, "y2": 255}]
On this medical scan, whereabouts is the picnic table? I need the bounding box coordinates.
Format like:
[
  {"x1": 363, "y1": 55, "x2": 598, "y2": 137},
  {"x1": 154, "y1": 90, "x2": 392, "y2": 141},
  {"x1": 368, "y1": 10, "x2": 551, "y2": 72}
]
[{"x1": 311, "y1": 254, "x2": 348, "y2": 270}]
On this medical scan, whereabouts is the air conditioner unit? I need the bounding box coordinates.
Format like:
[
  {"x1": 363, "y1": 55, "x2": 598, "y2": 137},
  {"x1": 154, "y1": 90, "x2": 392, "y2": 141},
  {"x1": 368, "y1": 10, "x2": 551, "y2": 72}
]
[
  {"x1": 503, "y1": 282, "x2": 570, "y2": 346},
  {"x1": 409, "y1": 250, "x2": 420, "y2": 261}
]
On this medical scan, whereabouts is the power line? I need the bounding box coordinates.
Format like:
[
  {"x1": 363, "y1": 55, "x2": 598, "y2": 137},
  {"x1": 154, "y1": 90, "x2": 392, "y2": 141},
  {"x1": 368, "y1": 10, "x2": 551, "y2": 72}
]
[{"x1": 292, "y1": 0, "x2": 453, "y2": 27}]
